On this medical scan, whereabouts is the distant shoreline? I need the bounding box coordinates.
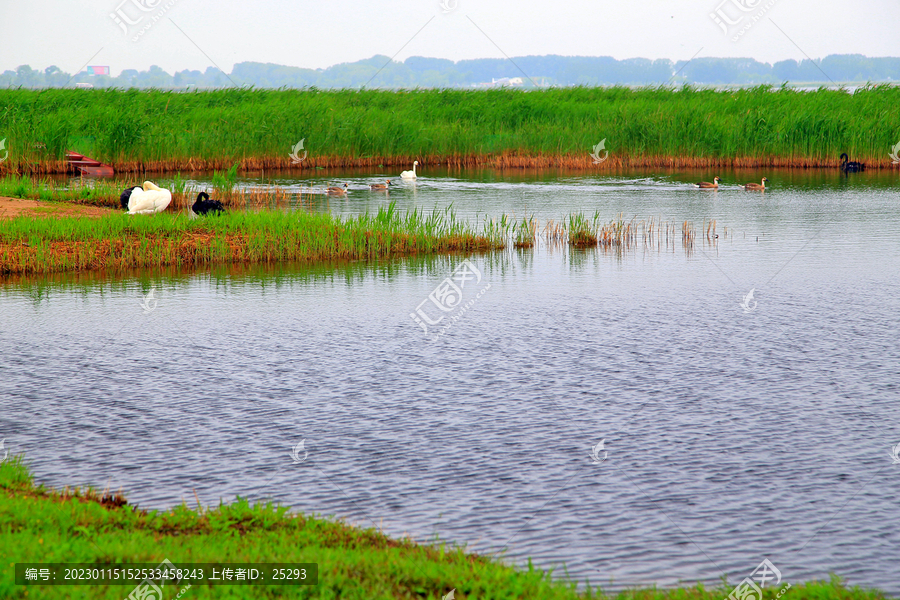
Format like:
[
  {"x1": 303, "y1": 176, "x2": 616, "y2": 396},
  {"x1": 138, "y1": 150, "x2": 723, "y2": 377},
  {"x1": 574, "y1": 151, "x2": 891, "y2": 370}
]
[{"x1": 3, "y1": 154, "x2": 899, "y2": 176}]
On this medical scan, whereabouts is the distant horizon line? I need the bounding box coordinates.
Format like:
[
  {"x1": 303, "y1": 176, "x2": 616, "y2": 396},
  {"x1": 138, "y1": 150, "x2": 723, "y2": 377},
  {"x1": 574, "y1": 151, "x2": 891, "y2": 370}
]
[{"x1": 5, "y1": 52, "x2": 900, "y2": 76}]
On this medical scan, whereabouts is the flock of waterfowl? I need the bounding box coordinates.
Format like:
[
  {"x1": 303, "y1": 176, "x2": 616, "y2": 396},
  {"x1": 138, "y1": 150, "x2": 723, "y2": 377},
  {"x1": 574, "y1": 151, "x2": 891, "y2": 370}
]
[
  {"x1": 691, "y1": 153, "x2": 865, "y2": 192},
  {"x1": 115, "y1": 161, "x2": 423, "y2": 214},
  {"x1": 119, "y1": 182, "x2": 225, "y2": 215},
  {"x1": 325, "y1": 160, "x2": 419, "y2": 196},
  {"x1": 116, "y1": 154, "x2": 867, "y2": 215},
  {"x1": 693, "y1": 176, "x2": 769, "y2": 190}
]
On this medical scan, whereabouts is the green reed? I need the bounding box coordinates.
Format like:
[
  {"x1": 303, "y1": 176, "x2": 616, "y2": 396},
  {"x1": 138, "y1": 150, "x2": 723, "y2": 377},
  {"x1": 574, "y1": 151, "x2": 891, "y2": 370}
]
[
  {"x1": 1, "y1": 86, "x2": 898, "y2": 172},
  {"x1": 0, "y1": 203, "x2": 500, "y2": 274}
]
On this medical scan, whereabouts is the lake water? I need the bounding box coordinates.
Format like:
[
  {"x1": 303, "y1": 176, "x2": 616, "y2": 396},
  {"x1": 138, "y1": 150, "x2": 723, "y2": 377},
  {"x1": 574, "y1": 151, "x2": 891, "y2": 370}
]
[{"x1": 3, "y1": 168, "x2": 900, "y2": 594}]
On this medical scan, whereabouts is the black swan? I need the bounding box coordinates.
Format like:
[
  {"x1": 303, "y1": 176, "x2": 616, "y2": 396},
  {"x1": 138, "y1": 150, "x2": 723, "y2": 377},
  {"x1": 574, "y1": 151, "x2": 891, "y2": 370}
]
[
  {"x1": 839, "y1": 153, "x2": 865, "y2": 172},
  {"x1": 119, "y1": 186, "x2": 139, "y2": 210},
  {"x1": 192, "y1": 191, "x2": 225, "y2": 215}
]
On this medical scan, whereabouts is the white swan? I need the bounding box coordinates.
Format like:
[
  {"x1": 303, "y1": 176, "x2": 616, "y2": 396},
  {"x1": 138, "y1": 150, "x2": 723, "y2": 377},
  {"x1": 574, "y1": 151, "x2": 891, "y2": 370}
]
[
  {"x1": 127, "y1": 181, "x2": 172, "y2": 214},
  {"x1": 400, "y1": 160, "x2": 418, "y2": 180}
]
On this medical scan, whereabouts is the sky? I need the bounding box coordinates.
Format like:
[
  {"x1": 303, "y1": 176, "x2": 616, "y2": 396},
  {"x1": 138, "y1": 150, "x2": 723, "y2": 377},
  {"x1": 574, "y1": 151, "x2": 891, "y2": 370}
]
[{"x1": 2, "y1": 0, "x2": 899, "y2": 75}]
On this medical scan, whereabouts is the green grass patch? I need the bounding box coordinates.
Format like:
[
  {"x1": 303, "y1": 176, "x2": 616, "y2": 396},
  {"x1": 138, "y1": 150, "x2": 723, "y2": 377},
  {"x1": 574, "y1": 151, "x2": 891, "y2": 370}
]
[
  {"x1": 0, "y1": 203, "x2": 500, "y2": 274},
  {"x1": 1, "y1": 455, "x2": 894, "y2": 599}
]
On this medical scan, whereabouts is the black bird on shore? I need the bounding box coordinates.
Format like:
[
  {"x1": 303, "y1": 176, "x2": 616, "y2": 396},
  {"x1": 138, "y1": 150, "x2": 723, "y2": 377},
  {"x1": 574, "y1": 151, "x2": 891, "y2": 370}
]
[
  {"x1": 839, "y1": 153, "x2": 865, "y2": 172},
  {"x1": 119, "y1": 186, "x2": 139, "y2": 210},
  {"x1": 192, "y1": 191, "x2": 226, "y2": 215}
]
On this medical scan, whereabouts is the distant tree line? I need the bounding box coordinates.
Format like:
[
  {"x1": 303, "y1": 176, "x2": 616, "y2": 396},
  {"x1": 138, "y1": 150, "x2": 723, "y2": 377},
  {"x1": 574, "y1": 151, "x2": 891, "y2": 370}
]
[{"x1": 3, "y1": 54, "x2": 899, "y2": 89}]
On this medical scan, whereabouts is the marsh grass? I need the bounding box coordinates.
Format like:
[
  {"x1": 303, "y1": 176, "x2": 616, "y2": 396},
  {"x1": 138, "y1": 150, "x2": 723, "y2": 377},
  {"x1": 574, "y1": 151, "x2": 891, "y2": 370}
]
[
  {"x1": 1, "y1": 86, "x2": 899, "y2": 174},
  {"x1": 0, "y1": 202, "x2": 707, "y2": 274},
  {"x1": 0, "y1": 202, "x2": 497, "y2": 274}
]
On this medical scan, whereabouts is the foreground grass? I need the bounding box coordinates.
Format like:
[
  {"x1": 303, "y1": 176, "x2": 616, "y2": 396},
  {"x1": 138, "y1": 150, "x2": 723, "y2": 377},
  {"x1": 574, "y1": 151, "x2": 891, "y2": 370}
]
[
  {"x1": 1, "y1": 456, "x2": 892, "y2": 600},
  {"x1": 1, "y1": 86, "x2": 898, "y2": 172},
  {"x1": 0, "y1": 203, "x2": 499, "y2": 275}
]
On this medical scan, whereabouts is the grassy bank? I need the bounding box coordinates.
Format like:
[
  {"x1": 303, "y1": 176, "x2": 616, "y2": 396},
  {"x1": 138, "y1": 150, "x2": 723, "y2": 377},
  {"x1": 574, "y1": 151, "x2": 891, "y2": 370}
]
[
  {"x1": 1, "y1": 86, "x2": 899, "y2": 173},
  {"x1": 0, "y1": 173, "x2": 298, "y2": 210},
  {"x1": 1, "y1": 455, "x2": 893, "y2": 600},
  {"x1": 0, "y1": 204, "x2": 500, "y2": 275},
  {"x1": 0, "y1": 201, "x2": 711, "y2": 275}
]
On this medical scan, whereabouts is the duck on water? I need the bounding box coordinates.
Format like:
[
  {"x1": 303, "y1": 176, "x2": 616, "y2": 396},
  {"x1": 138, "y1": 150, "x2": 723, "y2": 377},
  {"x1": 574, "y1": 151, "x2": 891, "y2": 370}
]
[
  {"x1": 694, "y1": 177, "x2": 721, "y2": 189},
  {"x1": 743, "y1": 177, "x2": 769, "y2": 191}
]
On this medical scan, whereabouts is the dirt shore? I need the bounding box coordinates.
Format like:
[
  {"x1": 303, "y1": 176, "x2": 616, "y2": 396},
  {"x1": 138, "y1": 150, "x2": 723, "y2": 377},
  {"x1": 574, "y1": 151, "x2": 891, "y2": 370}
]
[{"x1": 0, "y1": 197, "x2": 116, "y2": 219}]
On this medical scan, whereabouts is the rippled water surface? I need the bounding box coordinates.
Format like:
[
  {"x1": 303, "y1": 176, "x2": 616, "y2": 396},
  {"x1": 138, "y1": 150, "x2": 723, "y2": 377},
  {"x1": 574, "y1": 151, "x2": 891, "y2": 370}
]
[{"x1": 3, "y1": 169, "x2": 900, "y2": 593}]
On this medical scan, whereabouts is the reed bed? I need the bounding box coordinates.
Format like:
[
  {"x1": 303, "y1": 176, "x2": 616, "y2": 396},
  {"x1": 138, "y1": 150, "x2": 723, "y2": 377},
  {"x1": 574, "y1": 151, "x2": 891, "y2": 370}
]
[
  {"x1": 0, "y1": 200, "x2": 709, "y2": 275},
  {"x1": 0, "y1": 204, "x2": 496, "y2": 275},
  {"x1": 1, "y1": 86, "x2": 899, "y2": 175}
]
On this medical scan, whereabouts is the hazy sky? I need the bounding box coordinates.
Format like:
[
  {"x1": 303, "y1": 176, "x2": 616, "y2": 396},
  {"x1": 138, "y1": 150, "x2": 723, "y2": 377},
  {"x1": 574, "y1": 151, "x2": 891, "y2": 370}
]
[{"x1": 2, "y1": 0, "x2": 898, "y2": 75}]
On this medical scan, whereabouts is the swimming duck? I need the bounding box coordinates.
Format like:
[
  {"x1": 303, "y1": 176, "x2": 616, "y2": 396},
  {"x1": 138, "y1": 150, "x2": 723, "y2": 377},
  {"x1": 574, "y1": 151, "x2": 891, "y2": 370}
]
[
  {"x1": 694, "y1": 177, "x2": 721, "y2": 189},
  {"x1": 326, "y1": 183, "x2": 348, "y2": 196},
  {"x1": 742, "y1": 177, "x2": 769, "y2": 191},
  {"x1": 370, "y1": 180, "x2": 391, "y2": 190},
  {"x1": 400, "y1": 161, "x2": 419, "y2": 179}
]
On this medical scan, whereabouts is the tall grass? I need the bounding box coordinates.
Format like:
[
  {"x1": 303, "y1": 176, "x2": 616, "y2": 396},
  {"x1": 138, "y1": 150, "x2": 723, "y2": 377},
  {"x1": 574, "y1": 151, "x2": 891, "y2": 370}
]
[
  {"x1": 0, "y1": 204, "x2": 497, "y2": 274},
  {"x1": 1, "y1": 86, "x2": 898, "y2": 173},
  {"x1": 0, "y1": 204, "x2": 710, "y2": 275}
]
